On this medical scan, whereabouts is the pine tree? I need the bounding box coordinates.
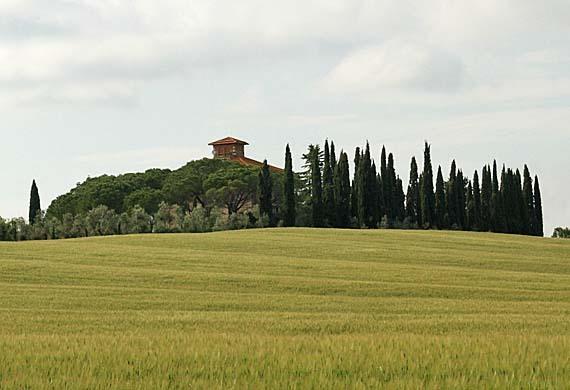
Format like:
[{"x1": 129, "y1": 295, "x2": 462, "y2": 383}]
[
  {"x1": 406, "y1": 157, "x2": 420, "y2": 225},
  {"x1": 522, "y1": 165, "x2": 535, "y2": 236},
  {"x1": 323, "y1": 140, "x2": 336, "y2": 227},
  {"x1": 334, "y1": 152, "x2": 351, "y2": 228},
  {"x1": 258, "y1": 160, "x2": 274, "y2": 225},
  {"x1": 311, "y1": 147, "x2": 324, "y2": 227},
  {"x1": 435, "y1": 166, "x2": 446, "y2": 229},
  {"x1": 534, "y1": 176, "x2": 544, "y2": 237},
  {"x1": 29, "y1": 180, "x2": 41, "y2": 225},
  {"x1": 283, "y1": 144, "x2": 296, "y2": 227},
  {"x1": 420, "y1": 142, "x2": 435, "y2": 228},
  {"x1": 472, "y1": 170, "x2": 482, "y2": 231}
]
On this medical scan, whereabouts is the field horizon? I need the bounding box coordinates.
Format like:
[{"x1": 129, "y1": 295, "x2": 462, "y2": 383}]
[{"x1": 1, "y1": 228, "x2": 569, "y2": 388}]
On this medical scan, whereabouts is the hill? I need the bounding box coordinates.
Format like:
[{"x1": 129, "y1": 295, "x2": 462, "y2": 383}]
[{"x1": 1, "y1": 229, "x2": 569, "y2": 388}]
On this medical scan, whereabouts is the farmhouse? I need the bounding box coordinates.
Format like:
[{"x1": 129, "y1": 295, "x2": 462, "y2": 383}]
[{"x1": 209, "y1": 136, "x2": 283, "y2": 173}]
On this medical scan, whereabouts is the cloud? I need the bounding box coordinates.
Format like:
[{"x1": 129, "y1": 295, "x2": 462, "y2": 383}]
[
  {"x1": 323, "y1": 41, "x2": 464, "y2": 94},
  {"x1": 0, "y1": 0, "x2": 569, "y2": 106}
]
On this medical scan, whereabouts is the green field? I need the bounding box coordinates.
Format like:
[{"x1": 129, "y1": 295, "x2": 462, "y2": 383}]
[{"x1": 1, "y1": 229, "x2": 569, "y2": 388}]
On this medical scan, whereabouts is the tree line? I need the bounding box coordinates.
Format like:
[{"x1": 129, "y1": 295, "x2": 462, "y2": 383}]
[
  {"x1": 0, "y1": 140, "x2": 545, "y2": 241},
  {"x1": 282, "y1": 140, "x2": 544, "y2": 236},
  {"x1": 552, "y1": 227, "x2": 570, "y2": 239}
]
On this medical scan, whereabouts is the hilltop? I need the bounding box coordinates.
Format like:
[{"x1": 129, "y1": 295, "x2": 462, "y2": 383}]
[{"x1": 1, "y1": 229, "x2": 569, "y2": 388}]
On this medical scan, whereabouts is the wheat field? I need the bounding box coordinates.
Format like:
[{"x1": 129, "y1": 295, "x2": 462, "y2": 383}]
[{"x1": 1, "y1": 228, "x2": 569, "y2": 388}]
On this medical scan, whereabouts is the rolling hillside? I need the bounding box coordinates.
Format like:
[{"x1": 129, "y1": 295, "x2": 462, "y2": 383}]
[{"x1": 1, "y1": 229, "x2": 569, "y2": 388}]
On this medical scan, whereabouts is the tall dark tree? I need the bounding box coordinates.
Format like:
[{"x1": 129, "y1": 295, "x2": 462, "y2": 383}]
[
  {"x1": 376, "y1": 173, "x2": 384, "y2": 225},
  {"x1": 420, "y1": 142, "x2": 435, "y2": 228},
  {"x1": 351, "y1": 147, "x2": 361, "y2": 221},
  {"x1": 446, "y1": 160, "x2": 458, "y2": 227},
  {"x1": 406, "y1": 157, "x2": 420, "y2": 225},
  {"x1": 472, "y1": 170, "x2": 482, "y2": 231},
  {"x1": 395, "y1": 177, "x2": 406, "y2": 223},
  {"x1": 435, "y1": 166, "x2": 446, "y2": 229},
  {"x1": 29, "y1": 180, "x2": 41, "y2": 224},
  {"x1": 330, "y1": 141, "x2": 337, "y2": 172},
  {"x1": 515, "y1": 169, "x2": 526, "y2": 234},
  {"x1": 466, "y1": 181, "x2": 475, "y2": 231},
  {"x1": 334, "y1": 152, "x2": 351, "y2": 228},
  {"x1": 380, "y1": 146, "x2": 389, "y2": 219},
  {"x1": 387, "y1": 153, "x2": 398, "y2": 221},
  {"x1": 310, "y1": 146, "x2": 324, "y2": 227},
  {"x1": 456, "y1": 170, "x2": 466, "y2": 229},
  {"x1": 356, "y1": 143, "x2": 375, "y2": 228},
  {"x1": 323, "y1": 140, "x2": 336, "y2": 227},
  {"x1": 490, "y1": 160, "x2": 500, "y2": 231},
  {"x1": 283, "y1": 144, "x2": 296, "y2": 227},
  {"x1": 480, "y1": 165, "x2": 492, "y2": 231},
  {"x1": 522, "y1": 165, "x2": 535, "y2": 235},
  {"x1": 371, "y1": 162, "x2": 381, "y2": 226},
  {"x1": 258, "y1": 160, "x2": 274, "y2": 225},
  {"x1": 534, "y1": 176, "x2": 544, "y2": 237}
]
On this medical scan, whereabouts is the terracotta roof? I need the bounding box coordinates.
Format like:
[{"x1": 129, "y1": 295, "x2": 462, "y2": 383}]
[
  {"x1": 209, "y1": 136, "x2": 249, "y2": 146},
  {"x1": 231, "y1": 156, "x2": 284, "y2": 173}
]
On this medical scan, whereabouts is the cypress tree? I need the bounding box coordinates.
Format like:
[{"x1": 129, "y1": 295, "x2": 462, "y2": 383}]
[
  {"x1": 357, "y1": 143, "x2": 374, "y2": 228},
  {"x1": 283, "y1": 144, "x2": 296, "y2": 227},
  {"x1": 376, "y1": 173, "x2": 384, "y2": 225},
  {"x1": 395, "y1": 177, "x2": 405, "y2": 223},
  {"x1": 522, "y1": 165, "x2": 535, "y2": 236},
  {"x1": 466, "y1": 181, "x2": 475, "y2": 231},
  {"x1": 29, "y1": 180, "x2": 41, "y2": 224},
  {"x1": 456, "y1": 170, "x2": 466, "y2": 230},
  {"x1": 515, "y1": 169, "x2": 526, "y2": 235},
  {"x1": 480, "y1": 166, "x2": 492, "y2": 231},
  {"x1": 420, "y1": 142, "x2": 435, "y2": 228},
  {"x1": 258, "y1": 160, "x2": 274, "y2": 225},
  {"x1": 387, "y1": 153, "x2": 397, "y2": 222},
  {"x1": 371, "y1": 162, "x2": 381, "y2": 227},
  {"x1": 334, "y1": 152, "x2": 351, "y2": 228},
  {"x1": 446, "y1": 160, "x2": 458, "y2": 228},
  {"x1": 435, "y1": 166, "x2": 446, "y2": 229},
  {"x1": 323, "y1": 140, "x2": 336, "y2": 227},
  {"x1": 311, "y1": 147, "x2": 324, "y2": 227},
  {"x1": 406, "y1": 157, "x2": 420, "y2": 225},
  {"x1": 330, "y1": 141, "x2": 337, "y2": 172},
  {"x1": 534, "y1": 176, "x2": 544, "y2": 237},
  {"x1": 351, "y1": 147, "x2": 361, "y2": 221},
  {"x1": 472, "y1": 170, "x2": 482, "y2": 231},
  {"x1": 492, "y1": 162, "x2": 506, "y2": 233},
  {"x1": 380, "y1": 146, "x2": 389, "y2": 220},
  {"x1": 501, "y1": 166, "x2": 511, "y2": 233}
]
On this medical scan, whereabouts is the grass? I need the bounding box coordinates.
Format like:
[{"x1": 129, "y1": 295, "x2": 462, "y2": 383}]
[{"x1": 0, "y1": 228, "x2": 569, "y2": 388}]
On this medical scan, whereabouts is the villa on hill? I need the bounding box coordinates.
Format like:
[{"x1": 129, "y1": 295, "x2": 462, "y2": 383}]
[{"x1": 209, "y1": 137, "x2": 283, "y2": 173}]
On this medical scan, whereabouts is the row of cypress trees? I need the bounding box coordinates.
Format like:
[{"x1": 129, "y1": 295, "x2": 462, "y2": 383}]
[{"x1": 279, "y1": 141, "x2": 543, "y2": 236}]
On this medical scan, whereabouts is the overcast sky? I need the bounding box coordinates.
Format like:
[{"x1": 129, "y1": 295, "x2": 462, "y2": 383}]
[{"x1": 1, "y1": 0, "x2": 569, "y2": 234}]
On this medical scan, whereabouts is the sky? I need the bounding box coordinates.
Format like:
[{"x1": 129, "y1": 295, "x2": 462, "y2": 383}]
[{"x1": 0, "y1": 0, "x2": 569, "y2": 235}]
